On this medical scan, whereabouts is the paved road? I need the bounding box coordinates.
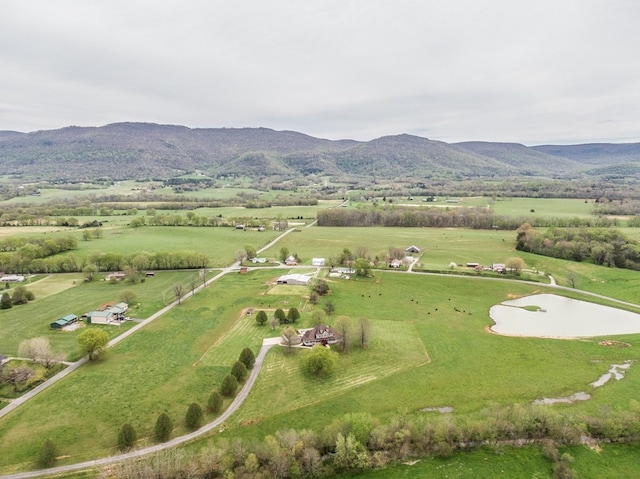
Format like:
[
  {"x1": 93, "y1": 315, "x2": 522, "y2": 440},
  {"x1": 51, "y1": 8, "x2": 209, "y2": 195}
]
[{"x1": 0, "y1": 340, "x2": 277, "y2": 479}]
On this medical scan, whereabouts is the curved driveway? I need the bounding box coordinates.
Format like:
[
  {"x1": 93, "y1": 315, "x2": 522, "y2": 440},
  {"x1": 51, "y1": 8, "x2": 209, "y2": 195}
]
[{"x1": 0, "y1": 339, "x2": 277, "y2": 479}]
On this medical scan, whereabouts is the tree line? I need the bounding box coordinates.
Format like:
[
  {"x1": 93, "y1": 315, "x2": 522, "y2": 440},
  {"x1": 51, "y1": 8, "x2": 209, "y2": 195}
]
[
  {"x1": 516, "y1": 223, "x2": 640, "y2": 269},
  {"x1": 96, "y1": 400, "x2": 640, "y2": 479},
  {"x1": 317, "y1": 206, "x2": 616, "y2": 230},
  {"x1": 0, "y1": 247, "x2": 210, "y2": 275}
]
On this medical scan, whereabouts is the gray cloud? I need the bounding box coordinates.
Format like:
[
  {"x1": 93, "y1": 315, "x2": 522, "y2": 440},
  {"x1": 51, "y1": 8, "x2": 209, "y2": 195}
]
[{"x1": 1, "y1": 0, "x2": 639, "y2": 144}]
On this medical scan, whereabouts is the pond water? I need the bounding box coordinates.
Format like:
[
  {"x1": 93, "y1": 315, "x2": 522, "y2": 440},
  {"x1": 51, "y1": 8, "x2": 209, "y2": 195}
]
[{"x1": 489, "y1": 294, "x2": 640, "y2": 338}]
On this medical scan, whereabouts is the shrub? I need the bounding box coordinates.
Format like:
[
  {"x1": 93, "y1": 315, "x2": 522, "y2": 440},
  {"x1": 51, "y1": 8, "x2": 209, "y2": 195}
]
[
  {"x1": 185, "y1": 403, "x2": 204, "y2": 429},
  {"x1": 155, "y1": 412, "x2": 173, "y2": 442},
  {"x1": 117, "y1": 423, "x2": 137, "y2": 451}
]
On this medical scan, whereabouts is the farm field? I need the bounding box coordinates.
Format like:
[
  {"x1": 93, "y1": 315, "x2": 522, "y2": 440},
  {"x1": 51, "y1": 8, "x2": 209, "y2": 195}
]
[
  {"x1": 52, "y1": 226, "x2": 279, "y2": 267},
  {"x1": 261, "y1": 226, "x2": 516, "y2": 269},
  {"x1": 490, "y1": 197, "x2": 596, "y2": 218},
  {"x1": 3, "y1": 265, "x2": 639, "y2": 475},
  {"x1": 2, "y1": 220, "x2": 640, "y2": 477}
]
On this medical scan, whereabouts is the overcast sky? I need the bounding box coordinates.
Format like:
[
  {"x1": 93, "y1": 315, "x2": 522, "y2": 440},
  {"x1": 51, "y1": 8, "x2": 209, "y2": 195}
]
[{"x1": 1, "y1": 1, "x2": 639, "y2": 145}]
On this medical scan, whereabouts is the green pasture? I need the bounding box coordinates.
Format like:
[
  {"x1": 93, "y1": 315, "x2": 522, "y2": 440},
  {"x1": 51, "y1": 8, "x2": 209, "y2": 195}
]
[
  {"x1": 261, "y1": 226, "x2": 640, "y2": 303},
  {"x1": 231, "y1": 274, "x2": 638, "y2": 437},
  {"x1": 194, "y1": 199, "x2": 341, "y2": 221},
  {"x1": 1, "y1": 268, "x2": 640, "y2": 473},
  {"x1": 3, "y1": 224, "x2": 640, "y2": 474},
  {"x1": 54, "y1": 226, "x2": 280, "y2": 267},
  {"x1": 347, "y1": 445, "x2": 551, "y2": 479},
  {"x1": 0, "y1": 271, "x2": 197, "y2": 358},
  {"x1": 491, "y1": 197, "x2": 596, "y2": 218},
  {"x1": 346, "y1": 443, "x2": 640, "y2": 479}
]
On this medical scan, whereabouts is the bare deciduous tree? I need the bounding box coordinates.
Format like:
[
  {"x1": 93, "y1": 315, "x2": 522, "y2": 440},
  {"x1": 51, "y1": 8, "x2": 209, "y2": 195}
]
[
  {"x1": 173, "y1": 282, "x2": 184, "y2": 304},
  {"x1": 18, "y1": 337, "x2": 63, "y2": 369},
  {"x1": 281, "y1": 327, "x2": 301, "y2": 353},
  {"x1": 357, "y1": 317, "x2": 371, "y2": 349},
  {"x1": 4, "y1": 365, "x2": 34, "y2": 392},
  {"x1": 334, "y1": 317, "x2": 352, "y2": 352}
]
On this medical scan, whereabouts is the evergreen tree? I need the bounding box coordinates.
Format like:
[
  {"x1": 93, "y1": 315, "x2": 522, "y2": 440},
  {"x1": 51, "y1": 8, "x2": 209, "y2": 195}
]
[
  {"x1": 287, "y1": 307, "x2": 301, "y2": 324},
  {"x1": 39, "y1": 439, "x2": 58, "y2": 467},
  {"x1": 185, "y1": 403, "x2": 204, "y2": 429},
  {"x1": 220, "y1": 374, "x2": 239, "y2": 397},
  {"x1": 208, "y1": 390, "x2": 223, "y2": 414},
  {"x1": 154, "y1": 412, "x2": 173, "y2": 442},
  {"x1": 255, "y1": 310, "x2": 268, "y2": 326},
  {"x1": 239, "y1": 347, "x2": 255, "y2": 369},
  {"x1": 275, "y1": 308, "x2": 287, "y2": 323},
  {"x1": 231, "y1": 360, "x2": 248, "y2": 382},
  {"x1": 117, "y1": 423, "x2": 137, "y2": 451},
  {"x1": 0, "y1": 292, "x2": 12, "y2": 309}
]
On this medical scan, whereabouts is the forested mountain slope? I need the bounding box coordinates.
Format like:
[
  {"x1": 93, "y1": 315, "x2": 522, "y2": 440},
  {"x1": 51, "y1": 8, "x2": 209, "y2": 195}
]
[{"x1": 0, "y1": 122, "x2": 638, "y2": 182}]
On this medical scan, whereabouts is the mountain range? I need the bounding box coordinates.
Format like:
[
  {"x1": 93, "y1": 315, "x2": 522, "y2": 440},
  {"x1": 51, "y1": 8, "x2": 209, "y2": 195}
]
[{"x1": 0, "y1": 122, "x2": 639, "y2": 182}]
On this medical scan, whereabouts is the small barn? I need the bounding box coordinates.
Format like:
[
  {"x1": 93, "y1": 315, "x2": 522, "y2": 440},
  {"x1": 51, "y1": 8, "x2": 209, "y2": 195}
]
[
  {"x1": 311, "y1": 258, "x2": 326, "y2": 266},
  {"x1": 284, "y1": 256, "x2": 298, "y2": 266},
  {"x1": 276, "y1": 274, "x2": 311, "y2": 286},
  {"x1": 405, "y1": 245, "x2": 421, "y2": 254},
  {"x1": 0, "y1": 274, "x2": 25, "y2": 282},
  {"x1": 50, "y1": 314, "x2": 79, "y2": 329},
  {"x1": 105, "y1": 272, "x2": 126, "y2": 281}
]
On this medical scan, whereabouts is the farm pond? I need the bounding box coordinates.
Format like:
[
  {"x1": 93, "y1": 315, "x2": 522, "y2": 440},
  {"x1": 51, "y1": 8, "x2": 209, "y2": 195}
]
[{"x1": 489, "y1": 293, "x2": 640, "y2": 338}]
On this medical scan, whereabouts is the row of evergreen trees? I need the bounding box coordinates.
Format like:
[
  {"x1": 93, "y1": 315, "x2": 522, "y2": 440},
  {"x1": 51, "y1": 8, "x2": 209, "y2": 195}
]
[{"x1": 38, "y1": 348, "x2": 257, "y2": 467}]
